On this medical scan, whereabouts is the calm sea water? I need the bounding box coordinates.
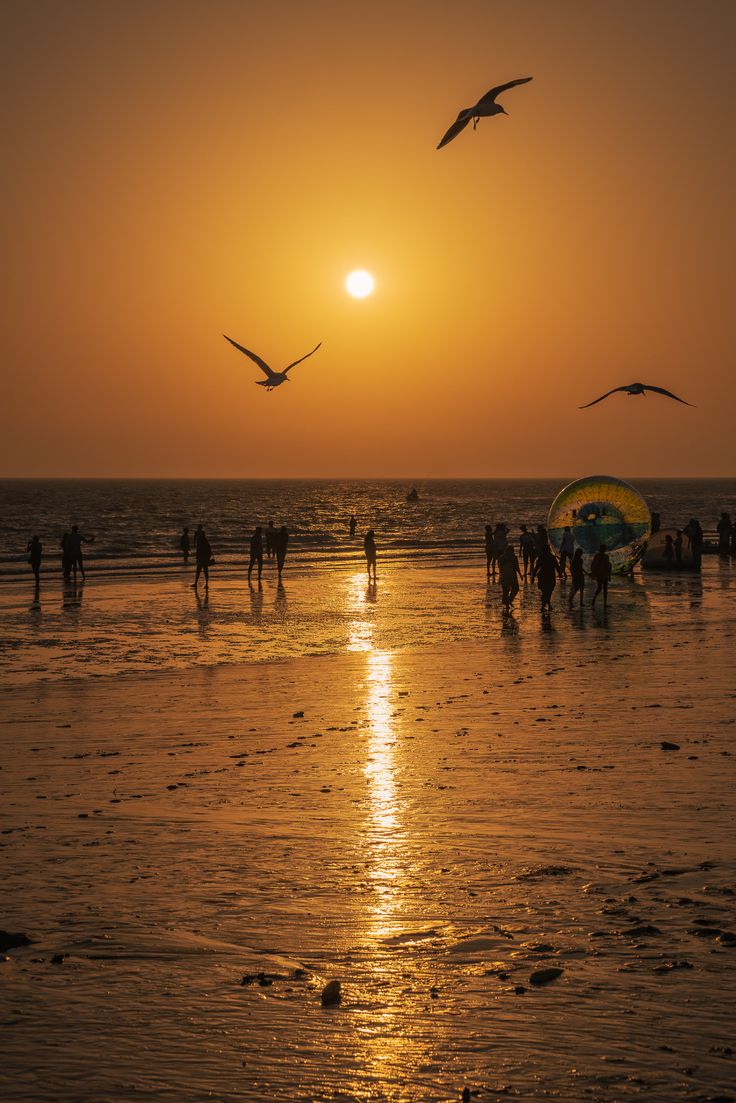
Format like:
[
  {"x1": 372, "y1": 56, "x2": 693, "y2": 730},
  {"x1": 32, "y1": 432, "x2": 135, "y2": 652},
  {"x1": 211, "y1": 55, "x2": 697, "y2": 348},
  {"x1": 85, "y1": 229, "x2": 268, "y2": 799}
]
[{"x1": 1, "y1": 478, "x2": 734, "y2": 578}]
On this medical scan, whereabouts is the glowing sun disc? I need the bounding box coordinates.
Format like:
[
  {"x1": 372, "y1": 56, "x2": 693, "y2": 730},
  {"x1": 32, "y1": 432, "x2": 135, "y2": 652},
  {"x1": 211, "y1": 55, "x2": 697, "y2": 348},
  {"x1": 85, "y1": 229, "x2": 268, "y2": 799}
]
[{"x1": 346, "y1": 270, "x2": 375, "y2": 298}]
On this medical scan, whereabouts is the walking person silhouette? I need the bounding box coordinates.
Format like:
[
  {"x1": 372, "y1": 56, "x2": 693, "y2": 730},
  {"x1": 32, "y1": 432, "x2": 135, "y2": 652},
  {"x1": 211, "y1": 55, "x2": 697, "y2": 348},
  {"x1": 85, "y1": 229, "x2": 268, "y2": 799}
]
[
  {"x1": 364, "y1": 529, "x2": 377, "y2": 582},
  {"x1": 248, "y1": 526, "x2": 264, "y2": 583},
  {"x1": 192, "y1": 525, "x2": 212, "y2": 590},
  {"x1": 27, "y1": 535, "x2": 42, "y2": 585},
  {"x1": 590, "y1": 544, "x2": 612, "y2": 609}
]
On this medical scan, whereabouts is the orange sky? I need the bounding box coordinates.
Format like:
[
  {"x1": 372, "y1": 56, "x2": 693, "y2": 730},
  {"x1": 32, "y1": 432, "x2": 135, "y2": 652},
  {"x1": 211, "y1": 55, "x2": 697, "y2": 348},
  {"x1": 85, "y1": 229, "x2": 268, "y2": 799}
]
[{"x1": 2, "y1": 0, "x2": 734, "y2": 477}]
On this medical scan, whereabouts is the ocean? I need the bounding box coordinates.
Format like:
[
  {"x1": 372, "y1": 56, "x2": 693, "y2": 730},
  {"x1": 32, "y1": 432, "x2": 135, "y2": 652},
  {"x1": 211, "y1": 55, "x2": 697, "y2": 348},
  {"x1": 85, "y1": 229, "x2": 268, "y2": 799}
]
[{"x1": 1, "y1": 477, "x2": 734, "y2": 578}]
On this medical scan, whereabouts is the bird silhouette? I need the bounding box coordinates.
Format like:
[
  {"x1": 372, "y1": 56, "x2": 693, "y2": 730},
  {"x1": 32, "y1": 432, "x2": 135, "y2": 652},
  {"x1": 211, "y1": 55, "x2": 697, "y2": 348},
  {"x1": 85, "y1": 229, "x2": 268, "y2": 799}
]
[
  {"x1": 223, "y1": 335, "x2": 321, "y2": 391},
  {"x1": 437, "y1": 76, "x2": 533, "y2": 150},
  {"x1": 579, "y1": 382, "x2": 694, "y2": 408}
]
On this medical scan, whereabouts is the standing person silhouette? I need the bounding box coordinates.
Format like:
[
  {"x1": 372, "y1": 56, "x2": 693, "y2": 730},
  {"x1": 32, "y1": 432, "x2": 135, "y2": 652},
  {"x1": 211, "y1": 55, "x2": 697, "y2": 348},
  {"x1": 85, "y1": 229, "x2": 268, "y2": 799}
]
[
  {"x1": 731, "y1": 518, "x2": 736, "y2": 558},
  {"x1": 364, "y1": 529, "x2": 377, "y2": 581},
  {"x1": 568, "y1": 548, "x2": 585, "y2": 608},
  {"x1": 519, "y1": 525, "x2": 535, "y2": 580},
  {"x1": 498, "y1": 546, "x2": 522, "y2": 609},
  {"x1": 248, "y1": 526, "x2": 264, "y2": 583},
  {"x1": 60, "y1": 532, "x2": 72, "y2": 579},
  {"x1": 533, "y1": 544, "x2": 560, "y2": 611},
  {"x1": 179, "y1": 527, "x2": 191, "y2": 562},
  {"x1": 484, "y1": 525, "x2": 495, "y2": 579},
  {"x1": 349, "y1": 514, "x2": 357, "y2": 538},
  {"x1": 674, "y1": 530, "x2": 683, "y2": 565},
  {"x1": 559, "y1": 526, "x2": 575, "y2": 577},
  {"x1": 27, "y1": 535, "x2": 42, "y2": 585},
  {"x1": 265, "y1": 520, "x2": 277, "y2": 560},
  {"x1": 67, "y1": 524, "x2": 94, "y2": 579},
  {"x1": 663, "y1": 534, "x2": 675, "y2": 569},
  {"x1": 275, "y1": 525, "x2": 289, "y2": 579},
  {"x1": 590, "y1": 544, "x2": 612, "y2": 609},
  {"x1": 192, "y1": 526, "x2": 212, "y2": 590}
]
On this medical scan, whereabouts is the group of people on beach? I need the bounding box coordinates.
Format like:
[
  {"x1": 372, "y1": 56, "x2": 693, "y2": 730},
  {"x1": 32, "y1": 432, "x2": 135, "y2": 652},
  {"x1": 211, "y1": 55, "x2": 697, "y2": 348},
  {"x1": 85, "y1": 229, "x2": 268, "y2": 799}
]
[
  {"x1": 23, "y1": 510, "x2": 734, "y2": 613},
  {"x1": 25, "y1": 525, "x2": 95, "y2": 587},
  {"x1": 179, "y1": 521, "x2": 290, "y2": 589},
  {"x1": 485, "y1": 522, "x2": 613, "y2": 611}
]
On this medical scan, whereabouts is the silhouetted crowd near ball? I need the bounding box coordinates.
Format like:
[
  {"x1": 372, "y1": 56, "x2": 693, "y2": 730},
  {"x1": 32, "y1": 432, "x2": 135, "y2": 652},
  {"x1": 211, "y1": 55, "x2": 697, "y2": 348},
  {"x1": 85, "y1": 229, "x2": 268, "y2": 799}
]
[{"x1": 22, "y1": 510, "x2": 736, "y2": 613}]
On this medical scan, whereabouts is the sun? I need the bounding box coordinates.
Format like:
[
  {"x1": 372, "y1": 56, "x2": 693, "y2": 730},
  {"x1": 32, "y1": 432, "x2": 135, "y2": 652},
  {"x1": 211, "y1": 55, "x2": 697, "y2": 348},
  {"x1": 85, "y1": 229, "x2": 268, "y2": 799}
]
[{"x1": 346, "y1": 269, "x2": 375, "y2": 298}]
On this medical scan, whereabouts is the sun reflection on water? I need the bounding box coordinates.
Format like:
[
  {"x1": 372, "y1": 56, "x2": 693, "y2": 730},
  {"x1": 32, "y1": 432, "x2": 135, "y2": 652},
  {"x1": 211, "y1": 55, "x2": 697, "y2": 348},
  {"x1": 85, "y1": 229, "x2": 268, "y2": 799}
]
[{"x1": 363, "y1": 649, "x2": 405, "y2": 940}]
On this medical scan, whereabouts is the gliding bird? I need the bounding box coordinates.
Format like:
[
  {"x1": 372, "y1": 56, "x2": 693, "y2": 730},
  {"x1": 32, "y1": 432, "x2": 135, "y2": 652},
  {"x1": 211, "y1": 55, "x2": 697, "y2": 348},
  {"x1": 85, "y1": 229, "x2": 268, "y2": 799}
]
[
  {"x1": 437, "y1": 76, "x2": 533, "y2": 150},
  {"x1": 223, "y1": 335, "x2": 321, "y2": 392},
  {"x1": 579, "y1": 382, "x2": 694, "y2": 408}
]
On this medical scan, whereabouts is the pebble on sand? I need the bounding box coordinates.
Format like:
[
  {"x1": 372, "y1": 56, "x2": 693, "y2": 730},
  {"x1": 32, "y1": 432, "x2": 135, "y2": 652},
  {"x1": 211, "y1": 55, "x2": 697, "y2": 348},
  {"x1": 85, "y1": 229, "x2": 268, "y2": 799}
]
[
  {"x1": 321, "y1": 979, "x2": 342, "y2": 1006},
  {"x1": 529, "y1": 966, "x2": 563, "y2": 986},
  {"x1": 660, "y1": 741, "x2": 680, "y2": 751}
]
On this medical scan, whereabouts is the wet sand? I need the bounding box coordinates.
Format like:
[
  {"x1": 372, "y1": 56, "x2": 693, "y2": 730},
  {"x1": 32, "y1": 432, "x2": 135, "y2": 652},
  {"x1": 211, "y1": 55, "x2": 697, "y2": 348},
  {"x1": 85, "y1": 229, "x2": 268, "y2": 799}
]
[{"x1": 2, "y1": 581, "x2": 735, "y2": 1102}]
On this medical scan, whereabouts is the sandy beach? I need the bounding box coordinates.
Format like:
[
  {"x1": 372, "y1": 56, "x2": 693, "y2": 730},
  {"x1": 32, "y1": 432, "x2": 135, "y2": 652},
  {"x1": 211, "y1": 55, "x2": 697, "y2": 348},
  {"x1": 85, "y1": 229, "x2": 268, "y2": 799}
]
[{"x1": 2, "y1": 561, "x2": 735, "y2": 1102}]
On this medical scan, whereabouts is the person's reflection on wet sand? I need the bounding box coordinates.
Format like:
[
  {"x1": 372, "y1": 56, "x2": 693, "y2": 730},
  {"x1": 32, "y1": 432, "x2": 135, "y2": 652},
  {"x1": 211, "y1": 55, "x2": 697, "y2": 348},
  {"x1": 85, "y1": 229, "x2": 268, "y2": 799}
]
[
  {"x1": 274, "y1": 580, "x2": 287, "y2": 617},
  {"x1": 365, "y1": 580, "x2": 377, "y2": 604},
  {"x1": 248, "y1": 578, "x2": 264, "y2": 623},
  {"x1": 62, "y1": 578, "x2": 84, "y2": 612},
  {"x1": 194, "y1": 588, "x2": 210, "y2": 637}
]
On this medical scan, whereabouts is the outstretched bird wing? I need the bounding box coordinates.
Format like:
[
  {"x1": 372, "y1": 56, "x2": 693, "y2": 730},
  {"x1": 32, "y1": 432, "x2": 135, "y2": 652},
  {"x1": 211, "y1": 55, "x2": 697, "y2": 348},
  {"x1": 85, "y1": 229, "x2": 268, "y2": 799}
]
[
  {"x1": 437, "y1": 111, "x2": 472, "y2": 150},
  {"x1": 284, "y1": 342, "x2": 322, "y2": 374},
  {"x1": 643, "y1": 385, "x2": 694, "y2": 406},
  {"x1": 579, "y1": 386, "x2": 628, "y2": 409},
  {"x1": 477, "y1": 76, "x2": 533, "y2": 108},
  {"x1": 222, "y1": 335, "x2": 275, "y2": 378}
]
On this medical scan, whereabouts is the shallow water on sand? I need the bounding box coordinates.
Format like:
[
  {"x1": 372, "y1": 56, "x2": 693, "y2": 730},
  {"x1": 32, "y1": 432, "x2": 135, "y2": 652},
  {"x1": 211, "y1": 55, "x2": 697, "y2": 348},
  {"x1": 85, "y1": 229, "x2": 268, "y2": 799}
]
[{"x1": 1, "y1": 563, "x2": 735, "y2": 1101}]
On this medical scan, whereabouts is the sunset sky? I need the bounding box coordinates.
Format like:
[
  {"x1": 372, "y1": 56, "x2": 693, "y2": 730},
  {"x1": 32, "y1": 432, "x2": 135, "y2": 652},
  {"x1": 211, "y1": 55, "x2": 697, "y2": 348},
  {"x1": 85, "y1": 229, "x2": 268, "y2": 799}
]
[{"x1": 2, "y1": 0, "x2": 734, "y2": 478}]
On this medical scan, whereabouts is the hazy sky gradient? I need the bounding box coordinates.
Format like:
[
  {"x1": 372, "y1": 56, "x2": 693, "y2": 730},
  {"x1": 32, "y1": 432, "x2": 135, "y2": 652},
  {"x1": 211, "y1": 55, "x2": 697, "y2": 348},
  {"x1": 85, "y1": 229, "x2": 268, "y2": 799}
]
[{"x1": 2, "y1": 0, "x2": 734, "y2": 477}]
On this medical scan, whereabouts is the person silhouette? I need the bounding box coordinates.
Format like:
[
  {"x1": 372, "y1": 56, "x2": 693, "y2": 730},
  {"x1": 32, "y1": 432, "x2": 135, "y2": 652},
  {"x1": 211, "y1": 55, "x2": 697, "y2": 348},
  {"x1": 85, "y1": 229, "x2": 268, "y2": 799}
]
[
  {"x1": 67, "y1": 524, "x2": 94, "y2": 579},
  {"x1": 674, "y1": 529, "x2": 683, "y2": 565},
  {"x1": 534, "y1": 524, "x2": 549, "y2": 560},
  {"x1": 684, "y1": 518, "x2": 704, "y2": 569},
  {"x1": 717, "y1": 512, "x2": 732, "y2": 557},
  {"x1": 26, "y1": 535, "x2": 42, "y2": 585},
  {"x1": 519, "y1": 524, "x2": 535, "y2": 580},
  {"x1": 349, "y1": 514, "x2": 357, "y2": 538},
  {"x1": 650, "y1": 511, "x2": 661, "y2": 536},
  {"x1": 590, "y1": 544, "x2": 612, "y2": 609},
  {"x1": 248, "y1": 525, "x2": 264, "y2": 582},
  {"x1": 559, "y1": 526, "x2": 575, "y2": 577},
  {"x1": 484, "y1": 525, "x2": 494, "y2": 579},
  {"x1": 533, "y1": 544, "x2": 560, "y2": 611},
  {"x1": 663, "y1": 533, "x2": 675, "y2": 569},
  {"x1": 731, "y1": 518, "x2": 736, "y2": 558},
  {"x1": 498, "y1": 545, "x2": 522, "y2": 609},
  {"x1": 275, "y1": 525, "x2": 289, "y2": 579},
  {"x1": 568, "y1": 547, "x2": 585, "y2": 608},
  {"x1": 364, "y1": 529, "x2": 377, "y2": 581},
  {"x1": 180, "y1": 527, "x2": 191, "y2": 562},
  {"x1": 192, "y1": 526, "x2": 212, "y2": 589},
  {"x1": 60, "y1": 532, "x2": 72, "y2": 579}
]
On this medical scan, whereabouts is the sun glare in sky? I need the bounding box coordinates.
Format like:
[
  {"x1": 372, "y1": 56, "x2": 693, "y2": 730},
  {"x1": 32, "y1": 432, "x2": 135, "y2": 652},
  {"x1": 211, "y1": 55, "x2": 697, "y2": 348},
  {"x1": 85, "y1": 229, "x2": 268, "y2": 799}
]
[{"x1": 346, "y1": 270, "x2": 375, "y2": 299}]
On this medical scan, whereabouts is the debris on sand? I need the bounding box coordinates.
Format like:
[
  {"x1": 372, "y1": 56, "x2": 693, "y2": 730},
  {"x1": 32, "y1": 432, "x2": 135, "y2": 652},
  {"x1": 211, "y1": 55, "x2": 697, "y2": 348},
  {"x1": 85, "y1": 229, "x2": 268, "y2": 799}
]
[
  {"x1": 529, "y1": 967, "x2": 563, "y2": 986},
  {"x1": 321, "y1": 979, "x2": 342, "y2": 1006},
  {"x1": 660, "y1": 741, "x2": 680, "y2": 751},
  {"x1": 0, "y1": 931, "x2": 32, "y2": 952}
]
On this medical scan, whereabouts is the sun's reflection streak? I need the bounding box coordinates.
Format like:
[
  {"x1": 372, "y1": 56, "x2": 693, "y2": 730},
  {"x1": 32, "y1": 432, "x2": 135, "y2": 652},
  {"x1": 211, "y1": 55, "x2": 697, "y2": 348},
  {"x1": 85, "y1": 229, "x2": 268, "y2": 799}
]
[{"x1": 363, "y1": 649, "x2": 405, "y2": 940}]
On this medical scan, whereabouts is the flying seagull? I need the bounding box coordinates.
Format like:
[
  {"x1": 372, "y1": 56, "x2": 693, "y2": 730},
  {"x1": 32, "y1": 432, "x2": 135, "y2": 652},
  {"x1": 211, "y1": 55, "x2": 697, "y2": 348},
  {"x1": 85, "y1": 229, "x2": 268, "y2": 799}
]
[
  {"x1": 223, "y1": 335, "x2": 321, "y2": 391},
  {"x1": 437, "y1": 76, "x2": 533, "y2": 150},
  {"x1": 579, "y1": 383, "x2": 694, "y2": 408}
]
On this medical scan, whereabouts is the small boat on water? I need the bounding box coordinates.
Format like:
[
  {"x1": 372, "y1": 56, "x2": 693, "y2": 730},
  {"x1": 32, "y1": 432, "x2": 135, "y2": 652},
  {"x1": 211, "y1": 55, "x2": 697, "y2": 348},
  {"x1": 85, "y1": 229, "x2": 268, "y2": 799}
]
[{"x1": 406, "y1": 487, "x2": 420, "y2": 502}]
